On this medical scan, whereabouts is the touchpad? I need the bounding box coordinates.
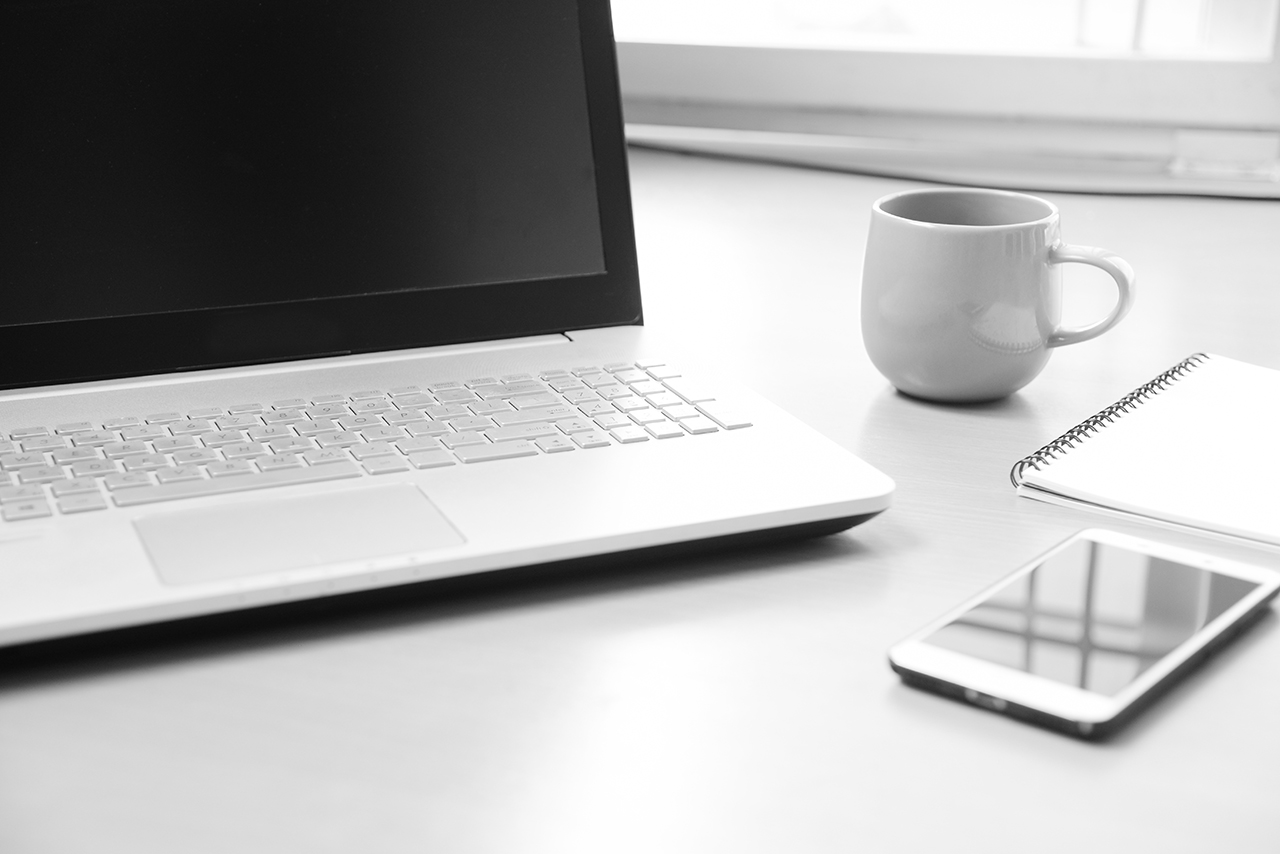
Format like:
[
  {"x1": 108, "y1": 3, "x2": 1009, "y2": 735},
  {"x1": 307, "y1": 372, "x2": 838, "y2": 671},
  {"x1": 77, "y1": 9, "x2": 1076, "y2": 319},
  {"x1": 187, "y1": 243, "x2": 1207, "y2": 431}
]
[{"x1": 136, "y1": 484, "x2": 466, "y2": 586}]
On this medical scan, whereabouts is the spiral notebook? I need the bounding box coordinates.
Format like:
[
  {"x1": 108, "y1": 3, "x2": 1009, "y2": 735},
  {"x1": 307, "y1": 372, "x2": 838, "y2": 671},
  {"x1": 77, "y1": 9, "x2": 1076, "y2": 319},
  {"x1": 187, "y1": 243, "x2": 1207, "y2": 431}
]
[{"x1": 1011, "y1": 353, "x2": 1280, "y2": 547}]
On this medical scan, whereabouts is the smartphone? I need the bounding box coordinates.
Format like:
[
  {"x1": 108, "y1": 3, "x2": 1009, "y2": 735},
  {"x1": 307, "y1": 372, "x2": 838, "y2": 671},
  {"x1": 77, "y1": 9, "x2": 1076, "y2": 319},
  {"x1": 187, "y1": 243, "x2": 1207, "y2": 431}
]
[{"x1": 888, "y1": 529, "x2": 1280, "y2": 738}]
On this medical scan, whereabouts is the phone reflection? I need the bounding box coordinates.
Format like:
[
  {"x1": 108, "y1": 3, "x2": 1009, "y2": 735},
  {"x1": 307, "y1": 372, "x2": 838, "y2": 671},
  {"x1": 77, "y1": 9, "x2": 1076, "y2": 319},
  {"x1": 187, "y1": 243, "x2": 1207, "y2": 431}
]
[{"x1": 923, "y1": 540, "x2": 1259, "y2": 695}]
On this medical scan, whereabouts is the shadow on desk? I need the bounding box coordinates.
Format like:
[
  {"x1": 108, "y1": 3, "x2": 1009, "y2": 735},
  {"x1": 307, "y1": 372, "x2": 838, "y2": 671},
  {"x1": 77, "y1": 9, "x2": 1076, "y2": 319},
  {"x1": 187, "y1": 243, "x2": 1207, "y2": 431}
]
[{"x1": 0, "y1": 521, "x2": 876, "y2": 689}]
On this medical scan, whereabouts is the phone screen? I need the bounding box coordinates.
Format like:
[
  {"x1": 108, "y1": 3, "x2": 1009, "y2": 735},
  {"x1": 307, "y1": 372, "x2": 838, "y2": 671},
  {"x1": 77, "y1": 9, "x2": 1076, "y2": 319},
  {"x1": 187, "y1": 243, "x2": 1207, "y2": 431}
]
[{"x1": 920, "y1": 538, "x2": 1260, "y2": 696}]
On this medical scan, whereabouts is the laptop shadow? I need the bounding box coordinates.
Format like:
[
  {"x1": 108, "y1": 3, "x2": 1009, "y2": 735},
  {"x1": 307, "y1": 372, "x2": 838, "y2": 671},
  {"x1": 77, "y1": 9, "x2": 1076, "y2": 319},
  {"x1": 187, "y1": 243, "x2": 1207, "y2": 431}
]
[{"x1": 0, "y1": 516, "x2": 877, "y2": 690}]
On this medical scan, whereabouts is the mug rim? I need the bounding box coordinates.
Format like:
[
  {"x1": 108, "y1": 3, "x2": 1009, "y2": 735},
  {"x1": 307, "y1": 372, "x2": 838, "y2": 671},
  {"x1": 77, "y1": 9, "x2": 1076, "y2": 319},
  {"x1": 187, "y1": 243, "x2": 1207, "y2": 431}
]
[{"x1": 873, "y1": 187, "x2": 1058, "y2": 230}]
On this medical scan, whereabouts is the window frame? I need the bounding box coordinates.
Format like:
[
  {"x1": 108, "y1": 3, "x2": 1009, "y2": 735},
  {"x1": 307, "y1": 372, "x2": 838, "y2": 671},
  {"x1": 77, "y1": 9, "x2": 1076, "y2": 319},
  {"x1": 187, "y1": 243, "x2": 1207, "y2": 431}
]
[{"x1": 616, "y1": 38, "x2": 1280, "y2": 130}]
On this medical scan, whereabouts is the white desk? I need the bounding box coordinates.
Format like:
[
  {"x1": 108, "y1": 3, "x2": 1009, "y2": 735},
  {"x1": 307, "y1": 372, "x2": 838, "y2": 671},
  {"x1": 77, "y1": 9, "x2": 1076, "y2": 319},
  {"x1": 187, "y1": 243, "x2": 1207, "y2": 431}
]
[{"x1": 3, "y1": 149, "x2": 1280, "y2": 852}]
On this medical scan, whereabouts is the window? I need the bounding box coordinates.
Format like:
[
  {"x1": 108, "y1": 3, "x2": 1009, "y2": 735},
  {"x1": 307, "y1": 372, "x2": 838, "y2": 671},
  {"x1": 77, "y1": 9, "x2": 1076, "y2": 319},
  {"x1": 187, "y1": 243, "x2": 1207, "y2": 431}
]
[{"x1": 615, "y1": 1, "x2": 1280, "y2": 195}]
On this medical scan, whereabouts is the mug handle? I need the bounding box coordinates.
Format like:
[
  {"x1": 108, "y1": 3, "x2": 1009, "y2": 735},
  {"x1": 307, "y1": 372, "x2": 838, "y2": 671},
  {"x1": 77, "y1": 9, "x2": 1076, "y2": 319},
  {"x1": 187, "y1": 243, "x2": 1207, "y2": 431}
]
[{"x1": 1046, "y1": 244, "x2": 1136, "y2": 348}]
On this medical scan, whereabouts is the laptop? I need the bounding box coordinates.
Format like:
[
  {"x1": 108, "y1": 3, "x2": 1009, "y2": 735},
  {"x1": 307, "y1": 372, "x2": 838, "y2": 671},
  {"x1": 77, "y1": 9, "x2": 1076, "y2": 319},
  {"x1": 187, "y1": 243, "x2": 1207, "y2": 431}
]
[{"x1": 0, "y1": 0, "x2": 893, "y2": 648}]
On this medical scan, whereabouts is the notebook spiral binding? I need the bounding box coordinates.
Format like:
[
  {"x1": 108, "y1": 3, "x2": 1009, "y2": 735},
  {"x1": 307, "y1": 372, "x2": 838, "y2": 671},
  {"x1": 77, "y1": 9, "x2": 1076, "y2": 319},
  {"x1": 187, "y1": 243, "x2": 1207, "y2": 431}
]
[{"x1": 1009, "y1": 353, "x2": 1211, "y2": 488}]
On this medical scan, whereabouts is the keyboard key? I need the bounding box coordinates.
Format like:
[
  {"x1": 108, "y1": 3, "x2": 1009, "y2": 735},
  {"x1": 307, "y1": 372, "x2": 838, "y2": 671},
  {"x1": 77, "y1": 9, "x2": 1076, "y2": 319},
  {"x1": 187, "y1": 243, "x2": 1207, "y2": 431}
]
[
  {"x1": 52, "y1": 477, "x2": 102, "y2": 497},
  {"x1": 221, "y1": 442, "x2": 269, "y2": 460},
  {"x1": 8, "y1": 427, "x2": 48, "y2": 439},
  {"x1": 571, "y1": 430, "x2": 612, "y2": 449},
  {"x1": 305, "y1": 404, "x2": 350, "y2": 419},
  {"x1": 486, "y1": 423, "x2": 559, "y2": 443},
  {"x1": 71, "y1": 430, "x2": 120, "y2": 447},
  {"x1": 576, "y1": 401, "x2": 613, "y2": 417},
  {"x1": 394, "y1": 393, "x2": 435, "y2": 408},
  {"x1": 170, "y1": 419, "x2": 215, "y2": 435},
  {"x1": 3, "y1": 500, "x2": 51, "y2": 521},
  {"x1": 696, "y1": 403, "x2": 752, "y2": 430},
  {"x1": 492, "y1": 405, "x2": 575, "y2": 426},
  {"x1": 0, "y1": 485, "x2": 46, "y2": 504},
  {"x1": 647, "y1": 365, "x2": 682, "y2": 380},
  {"x1": 70, "y1": 459, "x2": 122, "y2": 478},
  {"x1": 103, "y1": 441, "x2": 152, "y2": 459},
  {"x1": 663, "y1": 404, "x2": 701, "y2": 420},
  {"x1": 206, "y1": 460, "x2": 254, "y2": 477},
  {"x1": 647, "y1": 392, "x2": 685, "y2": 409},
  {"x1": 440, "y1": 432, "x2": 488, "y2": 449},
  {"x1": 360, "y1": 425, "x2": 407, "y2": 442},
  {"x1": 104, "y1": 472, "x2": 154, "y2": 491},
  {"x1": 351, "y1": 399, "x2": 394, "y2": 413},
  {"x1": 256, "y1": 454, "x2": 304, "y2": 472},
  {"x1": 145, "y1": 412, "x2": 183, "y2": 424},
  {"x1": 170, "y1": 449, "x2": 220, "y2": 465},
  {"x1": 302, "y1": 449, "x2": 350, "y2": 466},
  {"x1": 349, "y1": 442, "x2": 398, "y2": 460},
  {"x1": 423, "y1": 404, "x2": 472, "y2": 421},
  {"x1": 267, "y1": 437, "x2": 316, "y2": 454},
  {"x1": 58, "y1": 493, "x2": 108, "y2": 514},
  {"x1": 362, "y1": 456, "x2": 410, "y2": 475},
  {"x1": 347, "y1": 390, "x2": 385, "y2": 400},
  {"x1": 629, "y1": 380, "x2": 667, "y2": 395},
  {"x1": 120, "y1": 425, "x2": 168, "y2": 441},
  {"x1": 51, "y1": 447, "x2": 102, "y2": 465},
  {"x1": 613, "y1": 368, "x2": 649, "y2": 383},
  {"x1": 295, "y1": 418, "x2": 340, "y2": 436},
  {"x1": 394, "y1": 437, "x2": 440, "y2": 458},
  {"x1": 596, "y1": 385, "x2": 633, "y2": 401},
  {"x1": 272, "y1": 398, "x2": 309, "y2": 409},
  {"x1": 100, "y1": 417, "x2": 141, "y2": 429},
  {"x1": 664, "y1": 378, "x2": 715, "y2": 403},
  {"x1": 153, "y1": 435, "x2": 201, "y2": 453},
  {"x1": 509, "y1": 392, "x2": 560, "y2": 410},
  {"x1": 156, "y1": 465, "x2": 206, "y2": 484},
  {"x1": 681, "y1": 416, "x2": 720, "y2": 435},
  {"x1": 262, "y1": 409, "x2": 305, "y2": 424},
  {"x1": 227, "y1": 403, "x2": 265, "y2": 414},
  {"x1": 535, "y1": 436, "x2": 575, "y2": 454},
  {"x1": 202, "y1": 430, "x2": 246, "y2": 447},
  {"x1": 123, "y1": 453, "x2": 171, "y2": 472},
  {"x1": 112, "y1": 461, "x2": 363, "y2": 507},
  {"x1": 467, "y1": 400, "x2": 512, "y2": 416},
  {"x1": 449, "y1": 416, "x2": 495, "y2": 433},
  {"x1": 54, "y1": 421, "x2": 96, "y2": 435},
  {"x1": 21, "y1": 435, "x2": 69, "y2": 452},
  {"x1": 610, "y1": 426, "x2": 649, "y2": 444},
  {"x1": 554, "y1": 418, "x2": 594, "y2": 434},
  {"x1": 1, "y1": 453, "x2": 49, "y2": 471},
  {"x1": 316, "y1": 431, "x2": 363, "y2": 449},
  {"x1": 645, "y1": 422, "x2": 686, "y2": 440},
  {"x1": 246, "y1": 425, "x2": 294, "y2": 441},
  {"x1": 628, "y1": 409, "x2": 668, "y2": 425},
  {"x1": 612, "y1": 397, "x2": 649, "y2": 412},
  {"x1": 453, "y1": 441, "x2": 538, "y2": 463},
  {"x1": 433, "y1": 389, "x2": 477, "y2": 404},
  {"x1": 187, "y1": 407, "x2": 225, "y2": 419},
  {"x1": 337, "y1": 415, "x2": 386, "y2": 431},
  {"x1": 405, "y1": 421, "x2": 451, "y2": 438},
  {"x1": 592, "y1": 413, "x2": 631, "y2": 431},
  {"x1": 407, "y1": 449, "x2": 456, "y2": 469},
  {"x1": 216, "y1": 415, "x2": 262, "y2": 430}
]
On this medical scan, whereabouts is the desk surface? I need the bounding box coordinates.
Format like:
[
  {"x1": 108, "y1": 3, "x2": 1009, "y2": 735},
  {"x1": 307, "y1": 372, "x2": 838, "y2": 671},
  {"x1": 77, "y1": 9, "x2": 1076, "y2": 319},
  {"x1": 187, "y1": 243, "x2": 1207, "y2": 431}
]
[{"x1": 4, "y1": 150, "x2": 1280, "y2": 853}]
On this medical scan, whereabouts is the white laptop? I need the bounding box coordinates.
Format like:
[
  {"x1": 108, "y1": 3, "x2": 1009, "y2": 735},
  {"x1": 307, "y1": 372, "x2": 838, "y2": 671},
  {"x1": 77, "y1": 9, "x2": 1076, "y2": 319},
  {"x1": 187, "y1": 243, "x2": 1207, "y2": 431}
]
[{"x1": 0, "y1": 0, "x2": 893, "y2": 648}]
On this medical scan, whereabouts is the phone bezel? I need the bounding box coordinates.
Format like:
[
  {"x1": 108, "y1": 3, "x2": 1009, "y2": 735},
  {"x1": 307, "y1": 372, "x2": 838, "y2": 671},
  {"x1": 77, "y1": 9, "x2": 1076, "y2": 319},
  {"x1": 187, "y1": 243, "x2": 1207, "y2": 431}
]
[{"x1": 888, "y1": 529, "x2": 1280, "y2": 734}]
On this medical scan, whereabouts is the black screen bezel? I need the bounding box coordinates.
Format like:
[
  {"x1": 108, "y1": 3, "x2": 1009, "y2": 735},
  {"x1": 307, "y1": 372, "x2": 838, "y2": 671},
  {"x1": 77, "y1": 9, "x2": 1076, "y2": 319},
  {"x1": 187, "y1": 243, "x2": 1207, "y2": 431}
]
[{"x1": 0, "y1": 0, "x2": 641, "y2": 390}]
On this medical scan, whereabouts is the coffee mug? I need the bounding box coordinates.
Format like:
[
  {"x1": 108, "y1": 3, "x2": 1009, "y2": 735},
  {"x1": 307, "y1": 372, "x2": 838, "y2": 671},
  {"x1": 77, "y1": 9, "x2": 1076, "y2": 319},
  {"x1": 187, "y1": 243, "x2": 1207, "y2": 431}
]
[{"x1": 861, "y1": 187, "x2": 1135, "y2": 402}]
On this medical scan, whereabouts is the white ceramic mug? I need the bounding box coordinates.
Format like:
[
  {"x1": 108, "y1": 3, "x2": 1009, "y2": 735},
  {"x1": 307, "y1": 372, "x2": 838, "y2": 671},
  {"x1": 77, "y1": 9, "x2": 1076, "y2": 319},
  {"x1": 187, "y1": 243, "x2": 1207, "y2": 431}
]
[{"x1": 861, "y1": 187, "x2": 1135, "y2": 402}]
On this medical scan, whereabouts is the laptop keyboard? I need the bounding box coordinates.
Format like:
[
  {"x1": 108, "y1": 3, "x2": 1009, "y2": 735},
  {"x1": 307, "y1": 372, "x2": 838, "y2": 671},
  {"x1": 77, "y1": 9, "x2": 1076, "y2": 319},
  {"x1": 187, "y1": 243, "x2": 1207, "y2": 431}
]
[{"x1": 0, "y1": 362, "x2": 752, "y2": 522}]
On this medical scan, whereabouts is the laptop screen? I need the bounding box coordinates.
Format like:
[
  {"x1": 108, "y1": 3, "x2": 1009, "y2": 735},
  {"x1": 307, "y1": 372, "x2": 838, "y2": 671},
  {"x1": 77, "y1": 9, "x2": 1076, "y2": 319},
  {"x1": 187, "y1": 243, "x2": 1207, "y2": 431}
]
[{"x1": 0, "y1": 0, "x2": 640, "y2": 387}]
